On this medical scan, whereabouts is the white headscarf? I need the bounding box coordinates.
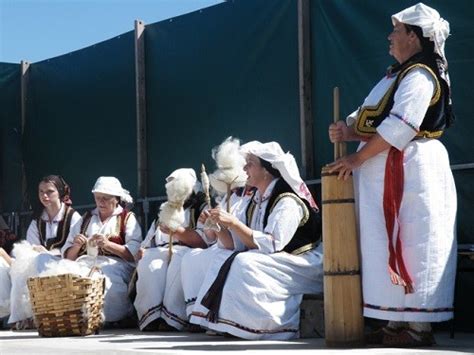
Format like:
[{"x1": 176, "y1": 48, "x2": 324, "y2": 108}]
[
  {"x1": 91, "y1": 176, "x2": 133, "y2": 204},
  {"x1": 241, "y1": 141, "x2": 318, "y2": 210},
  {"x1": 392, "y1": 2, "x2": 450, "y2": 62}
]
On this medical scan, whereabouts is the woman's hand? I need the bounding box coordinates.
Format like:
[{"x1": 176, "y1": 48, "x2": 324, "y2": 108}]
[
  {"x1": 198, "y1": 210, "x2": 210, "y2": 224},
  {"x1": 135, "y1": 247, "x2": 145, "y2": 262},
  {"x1": 159, "y1": 224, "x2": 185, "y2": 236},
  {"x1": 208, "y1": 208, "x2": 237, "y2": 229},
  {"x1": 329, "y1": 120, "x2": 351, "y2": 143},
  {"x1": 72, "y1": 234, "x2": 88, "y2": 248},
  {"x1": 327, "y1": 153, "x2": 363, "y2": 180},
  {"x1": 90, "y1": 233, "x2": 109, "y2": 249}
]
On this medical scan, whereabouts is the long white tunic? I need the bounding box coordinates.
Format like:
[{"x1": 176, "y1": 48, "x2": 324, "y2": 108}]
[
  {"x1": 134, "y1": 208, "x2": 208, "y2": 330},
  {"x1": 190, "y1": 179, "x2": 324, "y2": 340},
  {"x1": 8, "y1": 204, "x2": 81, "y2": 324},
  {"x1": 61, "y1": 206, "x2": 142, "y2": 322},
  {"x1": 349, "y1": 67, "x2": 457, "y2": 322}
]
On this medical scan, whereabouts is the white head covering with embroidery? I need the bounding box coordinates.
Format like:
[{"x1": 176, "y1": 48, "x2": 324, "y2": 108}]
[
  {"x1": 241, "y1": 141, "x2": 318, "y2": 210},
  {"x1": 91, "y1": 176, "x2": 133, "y2": 204},
  {"x1": 392, "y1": 2, "x2": 450, "y2": 62}
]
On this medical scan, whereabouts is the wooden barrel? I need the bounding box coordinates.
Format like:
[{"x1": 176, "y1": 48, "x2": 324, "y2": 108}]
[{"x1": 322, "y1": 166, "x2": 364, "y2": 347}]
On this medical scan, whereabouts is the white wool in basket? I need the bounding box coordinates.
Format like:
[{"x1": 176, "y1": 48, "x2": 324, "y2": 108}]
[{"x1": 38, "y1": 258, "x2": 102, "y2": 279}]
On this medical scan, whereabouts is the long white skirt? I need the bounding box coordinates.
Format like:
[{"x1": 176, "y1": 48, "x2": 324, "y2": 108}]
[
  {"x1": 134, "y1": 245, "x2": 190, "y2": 330},
  {"x1": 355, "y1": 139, "x2": 457, "y2": 322},
  {"x1": 77, "y1": 255, "x2": 135, "y2": 322},
  {"x1": 190, "y1": 246, "x2": 323, "y2": 340},
  {"x1": 181, "y1": 245, "x2": 222, "y2": 317}
]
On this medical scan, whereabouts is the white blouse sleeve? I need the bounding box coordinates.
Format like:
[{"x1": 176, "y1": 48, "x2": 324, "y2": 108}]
[
  {"x1": 26, "y1": 219, "x2": 40, "y2": 246},
  {"x1": 252, "y1": 197, "x2": 304, "y2": 254},
  {"x1": 377, "y1": 67, "x2": 436, "y2": 151},
  {"x1": 61, "y1": 215, "x2": 83, "y2": 257},
  {"x1": 124, "y1": 213, "x2": 143, "y2": 257}
]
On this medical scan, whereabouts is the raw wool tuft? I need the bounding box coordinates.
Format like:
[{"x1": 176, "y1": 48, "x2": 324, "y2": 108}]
[
  {"x1": 209, "y1": 136, "x2": 247, "y2": 194},
  {"x1": 158, "y1": 203, "x2": 185, "y2": 232},
  {"x1": 158, "y1": 168, "x2": 196, "y2": 231},
  {"x1": 9, "y1": 241, "x2": 40, "y2": 322},
  {"x1": 38, "y1": 258, "x2": 102, "y2": 279}
]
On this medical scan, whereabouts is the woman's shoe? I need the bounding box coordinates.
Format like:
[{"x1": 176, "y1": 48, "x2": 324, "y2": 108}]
[
  {"x1": 365, "y1": 326, "x2": 402, "y2": 345},
  {"x1": 382, "y1": 328, "x2": 436, "y2": 347}
]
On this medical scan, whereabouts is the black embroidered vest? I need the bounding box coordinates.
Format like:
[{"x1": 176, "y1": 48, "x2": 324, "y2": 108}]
[
  {"x1": 355, "y1": 53, "x2": 453, "y2": 139},
  {"x1": 37, "y1": 205, "x2": 76, "y2": 250},
  {"x1": 246, "y1": 179, "x2": 321, "y2": 254}
]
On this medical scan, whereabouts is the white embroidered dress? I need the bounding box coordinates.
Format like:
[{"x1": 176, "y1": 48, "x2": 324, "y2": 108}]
[
  {"x1": 349, "y1": 67, "x2": 457, "y2": 322},
  {"x1": 190, "y1": 179, "x2": 323, "y2": 340},
  {"x1": 62, "y1": 206, "x2": 142, "y2": 322}
]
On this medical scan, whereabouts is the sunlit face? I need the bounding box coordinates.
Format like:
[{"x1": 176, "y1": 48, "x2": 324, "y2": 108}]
[
  {"x1": 38, "y1": 181, "x2": 61, "y2": 209},
  {"x1": 243, "y1": 154, "x2": 267, "y2": 188},
  {"x1": 93, "y1": 192, "x2": 119, "y2": 218},
  {"x1": 388, "y1": 21, "x2": 416, "y2": 63}
]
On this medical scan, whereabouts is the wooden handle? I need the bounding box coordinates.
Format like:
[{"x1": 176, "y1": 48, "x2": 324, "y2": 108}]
[
  {"x1": 333, "y1": 87, "x2": 340, "y2": 160},
  {"x1": 333, "y1": 87, "x2": 347, "y2": 160}
]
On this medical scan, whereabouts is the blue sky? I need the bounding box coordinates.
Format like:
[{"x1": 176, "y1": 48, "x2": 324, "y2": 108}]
[{"x1": 0, "y1": 0, "x2": 224, "y2": 63}]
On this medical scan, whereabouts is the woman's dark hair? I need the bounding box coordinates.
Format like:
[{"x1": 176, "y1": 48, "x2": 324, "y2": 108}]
[
  {"x1": 404, "y1": 24, "x2": 435, "y2": 55},
  {"x1": 259, "y1": 158, "x2": 281, "y2": 178},
  {"x1": 33, "y1": 175, "x2": 72, "y2": 218}
]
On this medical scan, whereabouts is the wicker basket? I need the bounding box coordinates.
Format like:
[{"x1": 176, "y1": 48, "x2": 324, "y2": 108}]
[{"x1": 27, "y1": 273, "x2": 105, "y2": 337}]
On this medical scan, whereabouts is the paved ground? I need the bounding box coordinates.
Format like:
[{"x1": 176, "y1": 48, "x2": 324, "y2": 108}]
[{"x1": 1, "y1": 329, "x2": 473, "y2": 355}]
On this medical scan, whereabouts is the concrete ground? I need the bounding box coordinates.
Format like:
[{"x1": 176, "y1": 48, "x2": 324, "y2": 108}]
[{"x1": 1, "y1": 329, "x2": 473, "y2": 355}]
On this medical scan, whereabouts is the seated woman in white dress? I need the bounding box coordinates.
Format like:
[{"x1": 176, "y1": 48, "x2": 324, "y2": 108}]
[
  {"x1": 8, "y1": 175, "x2": 81, "y2": 329},
  {"x1": 134, "y1": 168, "x2": 210, "y2": 331},
  {"x1": 190, "y1": 141, "x2": 323, "y2": 340},
  {"x1": 62, "y1": 176, "x2": 142, "y2": 323}
]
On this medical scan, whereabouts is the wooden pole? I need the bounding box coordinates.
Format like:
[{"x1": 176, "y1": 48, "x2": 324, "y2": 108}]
[
  {"x1": 298, "y1": 0, "x2": 314, "y2": 179},
  {"x1": 332, "y1": 87, "x2": 346, "y2": 160},
  {"x1": 135, "y1": 20, "x2": 148, "y2": 201},
  {"x1": 20, "y1": 61, "x2": 30, "y2": 211},
  {"x1": 322, "y1": 87, "x2": 364, "y2": 347}
]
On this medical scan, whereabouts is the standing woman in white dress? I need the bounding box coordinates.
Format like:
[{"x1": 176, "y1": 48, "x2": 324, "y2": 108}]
[
  {"x1": 190, "y1": 141, "x2": 323, "y2": 340},
  {"x1": 9, "y1": 175, "x2": 81, "y2": 329},
  {"x1": 62, "y1": 176, "x2": 142, "y2": 323},
  {"x1": 328, "y1": 3, "x2": 456, "y2": 347}
]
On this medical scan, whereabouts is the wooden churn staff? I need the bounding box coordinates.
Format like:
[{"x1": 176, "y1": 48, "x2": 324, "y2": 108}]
[{"x1": 322, "y1": 87, "x2": 364, "y2": 347}]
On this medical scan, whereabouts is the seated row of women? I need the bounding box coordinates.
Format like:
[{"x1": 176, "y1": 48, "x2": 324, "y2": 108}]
[{"x1": 0, "y1": 139, "x2": 323, "y2": 340}]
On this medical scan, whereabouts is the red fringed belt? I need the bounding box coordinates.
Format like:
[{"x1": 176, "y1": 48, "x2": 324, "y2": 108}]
[{"x1": 383, "y1": 147, "x2": 414, "y2": 294}]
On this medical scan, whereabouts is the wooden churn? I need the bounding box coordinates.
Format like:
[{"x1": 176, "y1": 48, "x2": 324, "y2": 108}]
[{"x1": 322, "y1": 87, "x2": 364, "y2": 347}]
